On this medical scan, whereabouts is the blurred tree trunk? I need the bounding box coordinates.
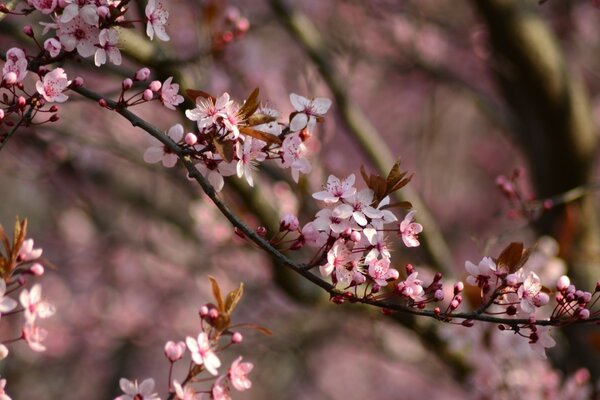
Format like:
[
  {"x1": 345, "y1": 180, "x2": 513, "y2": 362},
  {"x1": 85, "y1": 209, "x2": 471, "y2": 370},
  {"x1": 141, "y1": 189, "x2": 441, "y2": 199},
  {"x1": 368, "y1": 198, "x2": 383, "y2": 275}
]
[{"x1": 472, "y1": 0, "x2": 600, "y2": 378}]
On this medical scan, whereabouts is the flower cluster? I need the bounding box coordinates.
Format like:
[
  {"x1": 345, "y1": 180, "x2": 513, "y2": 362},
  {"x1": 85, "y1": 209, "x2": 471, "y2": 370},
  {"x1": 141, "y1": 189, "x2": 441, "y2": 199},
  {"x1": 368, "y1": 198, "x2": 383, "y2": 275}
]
[
  {"x1": 143, "y1": 91, "x2": 331, "y2": 189},
  {"x1": 116, "y1": 278, "x2": 260, "y2": 400}
]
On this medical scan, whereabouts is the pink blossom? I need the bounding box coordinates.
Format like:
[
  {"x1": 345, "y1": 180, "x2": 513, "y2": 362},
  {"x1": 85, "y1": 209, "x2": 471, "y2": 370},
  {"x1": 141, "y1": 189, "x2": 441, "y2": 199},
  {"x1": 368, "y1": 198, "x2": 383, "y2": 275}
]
[
  {"x1": 185, "y1": 93, "x2": 232, "y2": 130},
  {"x1": 280, "y1": 133, "x2": 311, "y2": 182},
  {"x1": 173, "y1": 380, "x2": 201, "y2": 400},
  {"x1": 280, "y1": 214, "x2": 299, "y2": 231},
  {"x1": 320, "y1": 239, "x2": 362, "y2": 286},
  {"x1": 399, "y1": 211, "x2": 423, "y2": 247},
  {"x1": 116, "y1": 378, "x2": 160, "y2": 400},
  {"x1": 362, "y1": 226, "x2": 390, "y2": 263},
  {"x1": 465, "y1": 256, "x2": 496, "y2": 287},
  {"x1": 19, "y1": 284, "x2": 55, "y2": 324},
  {"x1": 210, "y1": 376, "x2": 231, "y2": 400},
  {"x1": 0, "y1": 344, "x2": 8, "y2": 360},
  {"x1": 396, "y1": 271, "x2": 424, "y2": 300},
  {"x1": 186, "y1": 332, "x2": 221, "y2": 376},
  {"x1": 313, "y1": 208, "x2": 352, "y2": 234},
  {"x1": 146, "y1": 0, "x2": 170, "y2": 41},
  {"x1": 36, "y1": 67, "x2": 71, "y2": 103},
  {"x1": 44, "y1": 38, "x2": 62, "y2": 58},
  {"x1": 529, "y1": 327, "x2": 556, "y2": 359},
  {"x1": 28, "y1": 0, "x2": 57, "y2": 14},
  {"x1": 22, "y1": 323, "x2": 48, "y2": 352},
  {"x1": 143, "y1": 124, "x2": 183, "y2": 168},
  {"x1": 2, "y1": 48, "x2": 28, "y2": 85},
  {"x1": 289, "y1": 93, "x2": 332, "y2": 132},
  {"x1": 236, "y1": 137, "x2": 266, "y2": 186},
  {"x1": 518, "y1": 272, "x2": 544, "y2": 314},
  {"x1": 368, "y1": 257, "x2": 399, "y2": 286},
  {"x1": 0, "y1": 377, "x2": 11, "y2": 400},
  {"x1": 194, "y1": 154, "x2": 237, "y2": 192},
  {"x1": 60, "y1": 0, "x2": 98, "y2": 25},
  {"x1": 335, "y1": 189, "x2": 382, "y2": 227},
  {"x1": 95, "y1": 28, "x2": 121, "y2": 67},
  {"x1": 164, "y1": 340, "x2": 185, "y2": 362},
  {"x1": 57, "y1": 15, "x2": 100, "y2": 58},
  {"x1": 160, "y1": 77, "x2": 184, "y2": 110},
  {"x1": 0, "y1": 280, "x2": 17, "y2": 314},
  {"x1": 18, "y1": 238, "x2": 43, "y2": 261},
  {"x1": 313, "y1": 174, "x2": 356, "y2": 203},
  {"x1": 229, "y1": 356, "x2": 253, "y2": 392}
]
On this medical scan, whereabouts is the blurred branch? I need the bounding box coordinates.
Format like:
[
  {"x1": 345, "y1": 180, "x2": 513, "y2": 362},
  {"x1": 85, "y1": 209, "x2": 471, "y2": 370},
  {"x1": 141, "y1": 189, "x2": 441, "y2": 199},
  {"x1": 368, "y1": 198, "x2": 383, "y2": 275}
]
[
  {"x1": 268, "y1": 0, "x2": 455, "y2": 276},
  {"x1": 0, "y1": 105, "x2": 35, "y2": 152}
]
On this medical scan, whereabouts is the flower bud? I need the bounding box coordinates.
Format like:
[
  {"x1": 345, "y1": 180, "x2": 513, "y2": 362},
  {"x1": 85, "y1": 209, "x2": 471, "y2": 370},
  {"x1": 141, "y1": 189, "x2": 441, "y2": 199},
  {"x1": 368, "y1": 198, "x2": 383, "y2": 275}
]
[
  {"x1": 98, "y1": 99, "x2": 108, "y2": 108},
  {"x1": 29, "y1": 263, "x2": 45, "y2": 276},
  {"x1": 17, "y1": 96, "x2": 26, "y2": 110},
  {"x1": 556, "y1": 275, "x2": 570, "y2": 291},
  {"x1": 462, "y1": 320, "x2": 474, "y2": 327},
  {"x1": 256, "y1": 226, "x2": 267, "y2": 237},
  {"x1": 49, "y1": 105, "x2": 58, "y2": 112},
  {"x1": 97, "y1": 5, "x2": 109, "y2": 18},
  {"x1": 71, "y1": 76, "x2": 84, "y2": 88},
  {"x1": 3, "y1": 72, "x2": 17, "y2": 85},
  {"x1": 184, "y1": 132, "x2": 198, "y2": 146},
  {"x1": 23, "y1": 25, "x2": 34, "y2": 37},
  {"x1": 405, "y1": 264, "x2": 414, "y2": 275},
  {"x1": 577, "y1": 308, "x2": 590, "y2": 320},
  {"x1": 149, "y1": 80, "x2": 162, "y2": 92},
  {"x1": 371, "y1": 284, "x2": 381, "y2": 294},
  {"x1": 582, "y1": 291, "x2": 592, "y2": 303},
  {"x1": 236, "y1": 18, "x2": 250, "y2": 35},
  {"x1": 533, "y1": 292, "x2": 549, "y2": 307},
  {"x1": 434, "y1": 289, "x2": 444, "y2": 301},
  {"x1": 164, "y1": 340, "x2": 185, "y2": 362},
  {"x1": 135, "y1": 68, "x2": 150, "y2": 81},
  {"x1": 122, "y1": 78, "x2": 133, "y2": 90},
  {"x1": 433, "y1": 307, "x2": 441, "y2": 316},
  {"x1": 199, "y1": 305, "x2": 209, "y2": 318},
  {"x1": 143, "y1": 89, "x2": 154, "y2": 101},
  {"x1": 279, "y1": 214, "x2": 299, "y2": 232},
  {"x1": 299, "y1": 128, "x2": 311, "y2": 141},
  {"x1": 0, "y1": 344, "x2": 8, "y2": 360},
  {"x1": 232, "y1": 332, "x2": 243, "y2": 344},
  {"x1": 506, "y1": 305, "x2": 517, "y2": 315},
  {"x1": 350, "y1": 230, "x2": 361, "y2": 242},
  {"x1": 0, "y1": 109, "x2": 4, "y2": 120},
  {"x1": 208, "y1": 308, "x2": 219, "y2": 320},
  {"x1": 505, "y1": 273, "x2": 519, "y2": 287},
  {"x1": 450, "y1": 299, "x2": 460, "y2": 310},
  {"x1": 454, "y1": 281, "x2": 464, "y2": 294},
  {"x1": 49, "y1": 114, "x2": 59, "y2": 122}
]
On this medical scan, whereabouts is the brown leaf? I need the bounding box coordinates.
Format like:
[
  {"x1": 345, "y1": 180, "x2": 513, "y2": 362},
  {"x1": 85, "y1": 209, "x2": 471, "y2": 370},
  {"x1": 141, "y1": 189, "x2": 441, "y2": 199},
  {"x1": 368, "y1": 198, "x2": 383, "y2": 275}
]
[
  {"x1": 213, "y1": 139, "x2": 235, "y2": 163},
  {"x1": 224, "y1": 282, "x2": 244, "y2": 316},
  {"x1": 386, "y1": 160, "x2": 403, "y2": 187},
  {"x1": 237, "y1": 87, "x2": 260, "y2": 121},
  {"x1": 247, "y1": 113, "x2": 277, "y2": 127},
  {"x1": 209, "y1": 276, "x2": 225, "y2": 313},
  {"x1": 380, "y1": 201, "x2": 413, "y2": 210},
  {"x1": 185, "y1": 89, "x2": 216, "y2": 103},
  {"x1": 496, "y1": 242, "x2": 526, "y2": 274},
  {"x1": 239, "y1": 126, "x2": 282, "y2": 145}
]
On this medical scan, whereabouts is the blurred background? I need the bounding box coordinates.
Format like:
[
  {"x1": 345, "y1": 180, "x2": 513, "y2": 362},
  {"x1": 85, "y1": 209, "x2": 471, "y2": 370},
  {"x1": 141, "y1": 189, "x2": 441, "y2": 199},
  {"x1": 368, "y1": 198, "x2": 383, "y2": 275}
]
[{"x1": 1, "y1": 0, "x2": 599, "y2": 398}]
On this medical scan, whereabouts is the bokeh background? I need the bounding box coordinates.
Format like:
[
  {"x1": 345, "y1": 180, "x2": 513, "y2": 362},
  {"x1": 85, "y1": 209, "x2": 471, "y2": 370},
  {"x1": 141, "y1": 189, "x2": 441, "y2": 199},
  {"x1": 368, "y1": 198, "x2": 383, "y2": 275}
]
[{"x1": 1, "y1": 0, "x2": 600, "y2": 398}]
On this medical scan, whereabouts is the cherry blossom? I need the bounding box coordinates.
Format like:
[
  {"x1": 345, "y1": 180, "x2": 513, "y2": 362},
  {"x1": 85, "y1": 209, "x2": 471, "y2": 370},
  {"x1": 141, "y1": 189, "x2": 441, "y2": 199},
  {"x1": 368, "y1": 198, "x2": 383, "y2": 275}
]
[
  {"x1": 529, "y1": 327, "x2": 556, "y2": 359},
  {"x1": 396, "y1": 271, "x2": 424, "y2": 301},
  {"x1": 22, "y1": 323, "x2": 48, "y2": 352},
  {"x1": 362, "y1": 226, "x2": 391, "y2": 263},
  {"x1": 173, "y1": 380, "x2": 201, "y2": 400},
  {"x1": 313, "y1": 208, "x2": 352, "y2": 234},
  {"x1": 319, "y1": 239, "x2": 362, "y2": 284},
  {"x1": 185, "y1": 93, "x2": 232, "y2": 130},
  {"x1": 368, "y1": 257, "x2": 399, "y2": 287},
  {"x1": 61, "y1": 0, "x2": 99, "y2": 25},
  {"x1": 518, "y1": 272, "x2": 548, "y2": 314},
  {"x1": 116, "y1": 378, "x2": 160, "y2": 400},
  {"x1": 229, "y1": 356, "x2": 253, "y2": 392},
  {"x1": 289, "y1": 93, "x2": 332, "y2": 132},
  {"x1": 335, "y1": 189, "x2": 382, "y2": 226},
  {"x1": 254, "y1": 107, "x2": 282, "y2": 136},
  {"x1": 160, "y1": 77, "x2": 184, "y2": 110},
  {"x1": 18, "y1": 238, "x2": 43, "y2": 261},
  {"x1": 44, "y1": 38, "x2": 61, "y2": 58},
  {"x1": 0, "y1": 377, "x2": 11, "y2": 400},
  {"x1": 186, "y1": 332, "x2": 221, "y2": 376},
  {"x1": 19, "y1": 284, "x2": 56, "y2": 324},
  {"x1": 280, "y1": 133, "x2": 311, "y2": 182},
  {"x1": 219, "y1": 101, "x2": 242, "y2": 139},
  {"x1": 236, "y1": 137, "x2": 266, "y2": 186},
  {"x1": 0, "y1": 280, "x2": 17, "y2": 314},
  {"x1": 210, "y1": 376, "x2": 231, "y2": 400},
  {"x1": 146, "y1": 0, "x2": 170, "y2": 41},
  {"x1": 399, "y1": 210, "x2": 423, "y2": 247},
  {"x1": 28, "y1": 0, "x2": 57, "y2": 14},
  {"x1": 164, "y1": 340, "x2": 185, "y2": 362},
  {"x1": 465, "y1": 256, "x2": 497, "y2": 287},
  {"x1": 57, "y1": 15, "x2": 100, "y2": 58},
  {"x1": 95, "y1": 28, "x2": 121, "y2": 67},
  {"x1": 194, "y1": 154, "x2": 237, "y2": 192},
  {"x1": 143, "y1": 124, "x2": 184, "y2": 168},
  {"x1": 2, "y1": 48, "x2": 28, "y2": 85},
  {"x1": 36, "y1": 67, "x2": 71, "y2": 103},
  {"x1": 312, "y1": 174, "x2": 356, "y2": 203}
]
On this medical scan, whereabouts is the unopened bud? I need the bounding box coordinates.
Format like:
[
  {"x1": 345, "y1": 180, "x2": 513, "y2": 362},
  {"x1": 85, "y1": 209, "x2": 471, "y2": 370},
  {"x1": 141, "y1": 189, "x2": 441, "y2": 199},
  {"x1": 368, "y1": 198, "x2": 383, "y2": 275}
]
[
  {"x1": 462, "y1": 319, "x2": 474, "y2": 327},
  {"x1": 199, "y1": 305, "x2": 209, "y2": 318},
  {"x1": 434, "y1": 289, "x2": 444, "y2": 301},
  {"x1": 533, "y1": 292, "x2": 549, "y2": 307},
  {"x1": 0, "y1": 109, "x2": 4, "y2": 120},
  {"x1": 208, "y1": 308, "x2": 219, "y2": 320},
  {"x1": 505, "y1": 273, "x2": 519, "y2": 287},
  {"x1": 49, "y1": 105, "x2": 58, "y2": 112},
  {"x1": 577, "y1": 308, "x2": 590, "y2": 320},
  {"x1": 556, "y1": 275, "x2": 570, "y2": 291},
  {"x1": 164, "y1": 340, "x2": 185, "y2": 362},
  {"x1": 506, "y1": 305, "x2": 517, "y2": 315},
  {"x1": 331, "y1": 295, "x2": 344, "y2": 304},
  {"x1": 97, "y1": 5, "x2": 109, "y2": 18},
  {"x1": 184, "y1": 132, "x2": 198, "y2": 146},
  {"x1": 433, "y1": 307, "x2": 441, "y2": 316},
  {"x1": 143, "y1": 89, "x2": 154, "y2": 101},
  {"x1": 0, "y1": 344, "x2": 8, "y2": 360},
  {"x1": 135, "y1": 68, "x2": 151, "y2": 81},
  {"x1": 450, "y1": 299, "x2": 460, "y2": 310},
  {"x1": 405, "y1": 264, "x2": 414, "y2": 275},
  {"x1": 299, "y1": 128, "x2": 311, "y2": 141},
  {"x1": 222, "y1": 31, "x2": 234, "y2": 43},
  {"x1": 29, "y1": 263, "x2": 44, "y2": 276},
  {"x1": 17, "y1": 96, "x2": 26, "y2": 109},
  {"x1": 23, "y1": 25, "x2": 34, "y2": 37},
  {"x1": 350, "y1": 230, "x2": 361, "y2": 242},
  {"x1": 236, "y1": 18, "x2": 250, "y2": 34},
  {"x1": 71, "y1": 76, "x2": 84, "y2": 88},
  {"x1": 232, "y1": 332, "x2": 243, "y2": 344},
  {"x1": 122, "y1": 78, "x2": 133, "y2": 90},
  {"x1": 98, "y1": 98, "x2": 108, "y2": 108},
  {"x1": 371, "y1": 284, "x2": 381, "y2": 294},
  {"x1": 433, "y1": 272, "x2": 443, "y2": 282},
  {"x1": 149, "y1": 80, "x2": 161, "y2": 92},
  {"x1": 256, "y1": 226, "x2": 267, "y2": 237},
  {"x1": 49, "y1": 114, "x2": 59, "y2": 122}
]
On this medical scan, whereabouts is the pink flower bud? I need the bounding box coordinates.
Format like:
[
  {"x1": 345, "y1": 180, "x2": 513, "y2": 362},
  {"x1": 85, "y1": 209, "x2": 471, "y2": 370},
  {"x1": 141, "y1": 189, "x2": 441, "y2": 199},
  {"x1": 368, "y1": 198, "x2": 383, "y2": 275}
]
[
  {"x1": 578, "y1": 308, "x2": 590, "y2": 320},
  {"x1": 232, "y1": 332, "x2": 243, "y2": 344},
  {"x1": 49, "y1": 114, "x2": 59, "y2": 122},
  {"x1": 533, "y1": 292, "x2": 549, "y2": 307},
  {"x1": 184, "y1": 132, "x2": 198, "y2": 146},
  {"x1": 97, "y1": 6, "x2": 109, "y2": 18},
  {"x1": 454, "y1": 281, "x2": 464, "y2": 294},
  {"x1": 17, "y1": 96, "x2": 26, "y2": 109},
  {"x1": 371, "y1": 284, "x2": 381, "y2": 294},
  {"x1": 574, "y1": 368, "x2": 590, "y2": 384},
  {"x1": 581, "y1": 291, "x2": 592, "y2": 303},
  {"x1": 3, "y1": 72, "x2": 17, "y2": 85},
  {"x1": 208, "y1": 308, "x2": 219, "y2": 320},
  {"x1": 199, "y1": 305, "x2": 209, "y2": 318},
  {"x1": 143, "y1": 89, "x2": 153, "y2": 101},
  {"x1": 556, "y1": 275, "x2": 570, "y2": 291},
  {"x1": 49, "y1": 105, "x2": 58, "y2": 112},
  {"x1": 0, "y1": 109, "x2": 4, "y2": 120},
  {"x1": 257, "y1": 226, "x2": 267, "y2": 237},
  {"x1": 149, "y1": 80, "x2": 162, "y2": 92},
  {"x1": 29, "y1": 263, "x2": 44, "y2": 276},
  {"x1": 280, "y1": 214, "x2": 299, "y2": 232},
  {"x1": 405, "y1": 264, "x2": 414, "y2": 275},
  {"x1": 164, "y1": 340, "x2": 185, "y2": 362},
  {"x1": 236, "y1": 18, "x2": 250, "y2": 34},
  {"x1": 350, "y1": 230, "x2": 361, "y2": 242},
  {"x1": 505, "y1": 273, "x2": 519, "y2": 287},
  {"x1": 122, "y1": 78, "x2": 133, "y2": 90},
  {"x1": 72, "y1": 77, "x2": 84, "y2": 88},
  {"x1": 23, "y1": 25, "x2": 34, "y2": 37},
  {"x1": 433, "y1": 307, "x2": 441, "y2": 316},
  {"x1": 434, "y1": 289, "x2": 444, "y2": 301},
  {"x1": 222, "y1": 31, "x2": 234, "y2": 43},
  {"x1": 450, "y1": 299, "x2": 459, "y2": 310},
  {"x1": 98, "y1": 99, "x2": 108, "y2": 108},
  {"x1": 135, "y1": 68, "x2": 151, "y2": 81},
  {"x1": 0, "y1": 344, "x2": 8, "y2": 360},
  {"x1": 461, "y1": 320, "x2": 474, "y2": 327}
]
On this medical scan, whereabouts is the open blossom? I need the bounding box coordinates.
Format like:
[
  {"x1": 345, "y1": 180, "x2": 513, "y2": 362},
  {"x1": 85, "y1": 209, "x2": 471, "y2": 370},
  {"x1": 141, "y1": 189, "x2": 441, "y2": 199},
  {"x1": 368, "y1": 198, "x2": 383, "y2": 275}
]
[
  {"x1": 368, "y1": 257, "x2": 399, "y2": 286},
  {"x1": 22, "y1": 323, "x2": 48, "y2": 352},
  {"x1": 289, "y1": 93, "x2": 332, "y2": 132},
  {"x1": 19, "y1": 284, "x2": 55, "y2": 324},
  {"x1": 186, "y1": 332, "x2": 221, "y2": 376},
  {"x1": 0, "y1": 281, "x2": 17, "y2": 314},
  {"x1": 363, "y1": 226, "x2": 390, "y2": 263},
  {"x1": 18, "y1": 238, "x2": 43, "y2": 261},
  {"x1": 28, "y1": 0, "x2": 57, "y2": 14},
  {"x1": 95, "y1": 28, "x2": 121, "y2": 67},
  {"x1": 396, "y1": 271, "x2": 424, "y2": 300},
  {"x1": 335, "y1": 189, "x2": 382, "y2": 226},
  {"x1": 57, "y1": 15, "x2": 100, "y2": 58},
  {"x1": 320, "y1": 239, "x2": 362, "y2": 285},
  {"x1": 236, "y1": 137, "x2": 267, "y2": 186},
  {"x1": 280, "y1": 133, "x2": 311, "y2": 182},
  {"x1": 313, "y1": 208, "x2": 352, "y2": 234},
  {"x1": 529, "y1": 327, "x2": 556, "y2": 359},
  {"x1": 399, "y1": 211, "x2": 423, "y2": 247},
  {"x1": 229, "y1": 356, "x2": 253, "y2": 392},
  {"x1": 312, "y1": 174, "x2": 356, "y2": 203},
  {"x1": 160, "y1": 77, "x2": 184, "y2": 110},
  {"x1": 186, "y1": 93, "x2": 232, "y2": 130},
  {"x1": 146, "y1": 0, "x2": 170, "y2": 41},
  {"x1": 36, "y1": 68, "x2": 71, "y2": 103},
  {"x1": 173, "y1": 380, "x2": 201, "y2": 400},
  {"x1": 518, "y1": 272, "x2": 548, "y2": 314},
  {"x1": 465, "y1": 256, "x2": 497, "y2": 287},
  {"x1": 210, "y1": 376, "x2": 231, "y2": 400},
  {"x1": 116, "y1": 378, "x2": 160, "y2": 400},
  {"x1": 44, "y1": 38, "x2": 62, "y2": 58},
  {"x1": 143, "y1": 124, "x2": 183, "y2": 168},
  {"x1": 61, "y1": 0, "x2": 98, "y2": 25},
  {"x1": 194, "y1": 154, "x2": 237, "y2": 192},
  {"x1": 2, "y1": 48, "x2": 28, "y2": 84}
]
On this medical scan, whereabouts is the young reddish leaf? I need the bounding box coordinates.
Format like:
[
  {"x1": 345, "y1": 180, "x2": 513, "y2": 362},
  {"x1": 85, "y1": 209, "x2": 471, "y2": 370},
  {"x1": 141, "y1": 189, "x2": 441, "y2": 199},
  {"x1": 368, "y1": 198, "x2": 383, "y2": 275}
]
[
  {"x1": 239, "y1": 126, "x2": 282, "y2": 145},
  {"x1": 360, "y1": 165, "x2": 371, "y2": 187},
  {"x1": 496, "y1": 242, "x2": 526, "y2": 274},
  {"x1": 238, "y1": 87, "x2": 260, "y2": 121},
  {"x1": 185, "y1": 89, "x2": 216, "y2": 103},
  {"x1": 247, "y1": 113, "x2": 277, "y2": 127},
  {"x1": 386, "y1": 160, "x2": 403, "y2": 187},
  {"x1": 224, "y1": 282, "x2": 244, "y2": 316},
  {"x1": 213, "y1": 139, "x2": 235, "y2": 163},
  {"x1": 209, "y1": 276, "x2": 225, "y2": 313},
  {"x1": 380, "y1": 201, "x2": 413, "y2": 210}
]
